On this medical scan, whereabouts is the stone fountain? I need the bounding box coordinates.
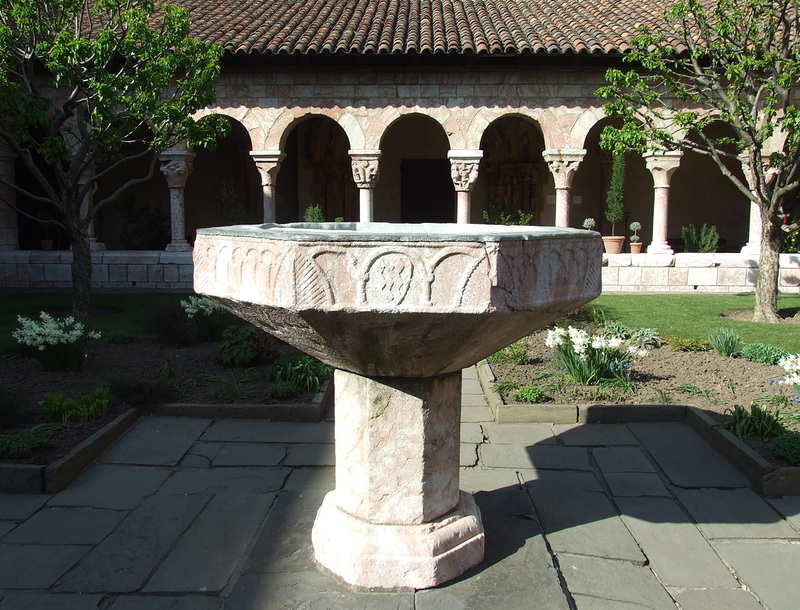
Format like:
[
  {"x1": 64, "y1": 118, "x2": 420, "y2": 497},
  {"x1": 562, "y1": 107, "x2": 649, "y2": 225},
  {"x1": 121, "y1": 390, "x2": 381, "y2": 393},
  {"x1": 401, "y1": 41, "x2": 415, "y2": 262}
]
[{"x1": 193, "y1": 222, "x2": 601, "y2": 589}]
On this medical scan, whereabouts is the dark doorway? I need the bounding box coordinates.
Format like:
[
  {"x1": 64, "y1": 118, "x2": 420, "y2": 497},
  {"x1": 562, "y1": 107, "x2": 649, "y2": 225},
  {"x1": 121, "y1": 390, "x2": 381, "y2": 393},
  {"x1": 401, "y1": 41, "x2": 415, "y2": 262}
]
[{"x1": 400, "y1": 159, "x2": 455, "y2": 223}]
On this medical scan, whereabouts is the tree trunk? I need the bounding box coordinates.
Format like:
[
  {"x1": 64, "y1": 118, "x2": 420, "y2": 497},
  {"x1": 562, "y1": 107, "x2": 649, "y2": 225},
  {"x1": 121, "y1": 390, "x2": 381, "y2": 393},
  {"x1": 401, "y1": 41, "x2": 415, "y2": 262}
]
[
  {"x1": 753, "y1": 219, "x2": 782, "y2": 323},
  {"x1": 69, "y1": 222, "x2": 93, "y2": 318}
]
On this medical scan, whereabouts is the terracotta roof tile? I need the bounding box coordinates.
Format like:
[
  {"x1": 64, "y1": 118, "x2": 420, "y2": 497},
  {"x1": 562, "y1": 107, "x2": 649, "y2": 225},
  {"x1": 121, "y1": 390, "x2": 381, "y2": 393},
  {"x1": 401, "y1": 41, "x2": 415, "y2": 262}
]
[{"x1": 184, "y1": 0, "x2": 678, "y2": 56}]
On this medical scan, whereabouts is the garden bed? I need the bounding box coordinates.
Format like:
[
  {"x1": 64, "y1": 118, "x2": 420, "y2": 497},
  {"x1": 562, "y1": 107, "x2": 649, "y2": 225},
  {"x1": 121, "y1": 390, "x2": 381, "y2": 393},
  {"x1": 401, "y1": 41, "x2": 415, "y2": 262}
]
[{"x1": 0, "y1": 335, "x2": 333, "y2": 492}]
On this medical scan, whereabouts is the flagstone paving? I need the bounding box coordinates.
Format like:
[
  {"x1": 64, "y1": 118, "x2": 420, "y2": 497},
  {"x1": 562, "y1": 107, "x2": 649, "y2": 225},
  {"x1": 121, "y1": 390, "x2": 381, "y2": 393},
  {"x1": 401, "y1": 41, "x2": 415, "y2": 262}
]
[{"x1": 0, "y1": 366, "x2": 798, "y2": 608}]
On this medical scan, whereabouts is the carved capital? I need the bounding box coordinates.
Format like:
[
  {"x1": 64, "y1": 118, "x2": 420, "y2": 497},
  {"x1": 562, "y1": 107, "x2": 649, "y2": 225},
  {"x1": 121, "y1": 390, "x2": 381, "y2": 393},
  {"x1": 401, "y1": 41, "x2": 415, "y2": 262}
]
[
  {"x1": 251, "y1": 150, "x2": 286, "y2": 186},
  {"x1": 643, "y1": 151, "x2": 682, "y2": 187},
  {"x1": 447, "y1": 150, "x2": 483, "y2": 192},
  {"x1": 349, "y1": 150, "x2": 382, "y2": 189},
  {"x1": 542, "y1": 148, "x2": 586, "y2": 189}
]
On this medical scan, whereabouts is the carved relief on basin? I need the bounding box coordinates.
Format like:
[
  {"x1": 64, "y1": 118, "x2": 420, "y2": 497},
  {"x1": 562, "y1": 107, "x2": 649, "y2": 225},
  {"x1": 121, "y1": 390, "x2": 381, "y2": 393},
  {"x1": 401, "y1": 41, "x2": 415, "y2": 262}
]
[{"x1": 194, "y1": 223, "x2": 602, "y2": 377}]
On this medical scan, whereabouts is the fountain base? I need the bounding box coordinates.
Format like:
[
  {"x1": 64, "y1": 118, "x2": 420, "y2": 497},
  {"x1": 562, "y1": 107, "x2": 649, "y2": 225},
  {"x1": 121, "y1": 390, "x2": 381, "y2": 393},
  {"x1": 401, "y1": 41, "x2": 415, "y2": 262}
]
[{"x1": 312, "y1": 490, "x2": 484, "y2": 589}]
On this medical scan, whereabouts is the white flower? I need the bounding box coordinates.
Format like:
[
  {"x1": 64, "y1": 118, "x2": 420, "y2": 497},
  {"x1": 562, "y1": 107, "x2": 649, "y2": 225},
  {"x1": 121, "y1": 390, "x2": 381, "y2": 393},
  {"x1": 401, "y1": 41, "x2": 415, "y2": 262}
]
[
  {"x1": 181, "y1": 296, "x2": 222, "y2": 319},
  {"x1": 12, "y1": 311, "x2": 100, "y2": 348},
  {"x1": 545, "y1": 327, "x2": 568, "y2": 348}
]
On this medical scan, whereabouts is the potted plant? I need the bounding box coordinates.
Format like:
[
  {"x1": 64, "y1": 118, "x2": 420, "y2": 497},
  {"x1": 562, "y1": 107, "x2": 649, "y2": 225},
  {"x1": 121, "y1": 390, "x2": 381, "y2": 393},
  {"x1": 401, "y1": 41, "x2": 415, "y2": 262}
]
[
  {"x1": 602, "y1": 151, "x2": 626, "y2": 253},
  {"x1": 629, "y1": 221, "x2": 642, "y2": 253},
  {"x1": 582, "y1": 218, "x2": 596, "y2": 230}
]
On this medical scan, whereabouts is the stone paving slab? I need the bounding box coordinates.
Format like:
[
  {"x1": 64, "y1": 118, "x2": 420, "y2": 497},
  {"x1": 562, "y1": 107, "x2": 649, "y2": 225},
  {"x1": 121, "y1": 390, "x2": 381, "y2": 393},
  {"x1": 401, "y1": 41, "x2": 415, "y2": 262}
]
[
  {"x1": 56, "y1": 494, "x2": 209, "y2": 593},
  {"x1": 156, "y1": 466, "x2": 290, "y2": 496},
  {"x1": 482, "y1": 423, "x2": 557, "y2": 445},
  {"x1": 0, "y1": 544, "x2": 88, "y2": 589},
  {"x1": 713, "y1": 541, "x2": 800, "y2": 610},
  {"x1": 616, "y1": 496, "x2": 739, "y2": 589},
  {"x1": 2, "y1": 506, "x2": 125, "y2": 545},
  {"x1": 460, "y1": 422, "x2": 485, "y2": 444},
  {"x1": 182, "y1": 442, "x2": 287, "y2": 467},
  {"x1": 767, "y1": 496, "x2": 800, "y2": 529},
  {"x1": 459, "y1": 468, "x2": 520, "y2": 494},
  {"x1": 0, "y1": 494, "x2": 49, "y2": 520},
  {"x1": 461, "y1": 404, "x2": 494, "y2": 421},
  {"x1": 604, "y1": 472, "x2": 670, "y2": 497},
  {"x1": 552, "y1": 423, "x2": 639, "y2": 446},
  {"x1": 108, "y1": 596, "x2": 223, "y2": 610},
  {"x1": 673, "y1": 488, "x2": 800, "y2": 539},
  {"x1": 592, "y1": 445, "x2": 657, "y2": 473},
  {"x1": 629, "y1": 422, "x2": 750, "y2": 488},
  {"x1": 284, "y1": 443, "x2": 336, "y2": 466},
  {"x1": 671, "y1": 587, "x2": 763, "y2": 610},
  {"x1": 560, "y1": 554, "x2": 676, "y2": 609},
  {"x1": 200, "y1": 420, "x2": 334, "y2": 444},
  {"x1": 460, "y1": 443, "x2": 479, "y2": 467},
  {"x1": 524, "y1": 471, "x2": 646, "y2": 563},
  {"x1": 99, "y1": 417, "x2": 210, "y2": 466},
  {"x1": 144, "y1": 493, "x2": 276, "y2": 593},
  {"x1": 480, "y1": 444, "x2": 592, "y2": 470},
  {"x1": 0, "y1": 593, "x2": 107, "y2": 609},
  {"x1": 47, "y1": 464, "x2": 170, "y2": 510}
]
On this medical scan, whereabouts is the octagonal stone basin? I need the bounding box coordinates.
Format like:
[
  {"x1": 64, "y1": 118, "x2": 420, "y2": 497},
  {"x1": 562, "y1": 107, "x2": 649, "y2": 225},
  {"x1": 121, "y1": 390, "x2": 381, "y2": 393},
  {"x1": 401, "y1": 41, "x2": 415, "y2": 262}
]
[{"x1": 194, "y1": 222, "x2": 602, "y2": 590}]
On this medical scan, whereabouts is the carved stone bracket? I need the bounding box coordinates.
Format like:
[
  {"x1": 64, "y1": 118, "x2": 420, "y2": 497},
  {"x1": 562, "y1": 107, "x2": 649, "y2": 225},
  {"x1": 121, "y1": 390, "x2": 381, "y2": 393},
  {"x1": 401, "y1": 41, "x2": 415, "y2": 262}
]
[
  {"x1": 643, "y1": 151, "x2": 682, "y2": 187},
  {"x1": 447, "y1": 150, "x2": 483, "y2": 192},
  {"x1": 349, "y1": 150, "x2": 382, "y2": 189},
  {"x1": 542, "y1": 148, "x2": 586, "y2": 189}
]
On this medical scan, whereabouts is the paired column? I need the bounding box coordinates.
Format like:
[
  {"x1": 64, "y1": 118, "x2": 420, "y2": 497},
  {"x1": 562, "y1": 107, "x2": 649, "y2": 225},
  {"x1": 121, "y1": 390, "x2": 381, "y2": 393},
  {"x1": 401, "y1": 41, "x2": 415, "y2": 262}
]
[
  {"x1": 349, "y1": 150, "x2": 381, "y2": 222},
  {"x1": 448, "y1": 150, "x2": 483, "y2": 224},
  {"x1": 643, "y1": 151, "x2": 682, "y2": 254},
  {"x1": 159, "y1": 144, "x2": 196, "y2": 252},
  {"x1": 0, "y1": 140, "x2": 18, "y2": 250},
  {"x1": 251, "y1": 151, "x2": 285, "y2": 224},
  {"x1": 542, "y1": 149, "x2": 586, "y2": 227}
]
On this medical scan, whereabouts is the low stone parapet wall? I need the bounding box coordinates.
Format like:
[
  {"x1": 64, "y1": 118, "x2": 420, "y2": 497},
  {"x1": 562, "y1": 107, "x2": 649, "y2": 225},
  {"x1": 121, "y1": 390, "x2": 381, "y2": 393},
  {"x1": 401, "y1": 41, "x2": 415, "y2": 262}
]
[
  {"x1": 0, "y1": 250, "x2": 194, "y2": 291},
  {"x1": 602, "y1": 253, "x2": 800, "y2": 293},
  {"x1": 2, "y1": 249, "x2": 799, "y2": 293}
]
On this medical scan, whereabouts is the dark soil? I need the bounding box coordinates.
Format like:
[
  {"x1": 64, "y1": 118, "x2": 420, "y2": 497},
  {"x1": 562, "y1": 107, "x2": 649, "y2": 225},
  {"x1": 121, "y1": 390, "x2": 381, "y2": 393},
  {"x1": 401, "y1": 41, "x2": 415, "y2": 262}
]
[
  {"x1": 0, "y1": 337, "x2": 318, "y2": 466},
  {"x1": 489, "y1": 324, "x2": 800, "y2": 469}
]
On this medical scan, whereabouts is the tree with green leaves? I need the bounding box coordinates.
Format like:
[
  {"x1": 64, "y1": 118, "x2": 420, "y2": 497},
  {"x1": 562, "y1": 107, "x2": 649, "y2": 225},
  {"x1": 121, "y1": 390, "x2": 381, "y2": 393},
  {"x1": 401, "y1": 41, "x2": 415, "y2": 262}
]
[
  {"x1": 0, "y1": 0, "x2": 228, "y2": 315},
  {"x1": 597, "y1": 0, "x2": 800, "y2": 323},
  {"x1": 605, "y1": 150, "x2": 626, "y2": 235}
]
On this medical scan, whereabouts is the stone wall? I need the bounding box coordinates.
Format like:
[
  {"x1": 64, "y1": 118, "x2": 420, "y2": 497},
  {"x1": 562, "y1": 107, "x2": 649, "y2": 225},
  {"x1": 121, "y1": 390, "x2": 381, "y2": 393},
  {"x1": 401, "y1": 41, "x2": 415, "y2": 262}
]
[{"x1": 2, "y1": 250, "x2": 798, "y2": 294}]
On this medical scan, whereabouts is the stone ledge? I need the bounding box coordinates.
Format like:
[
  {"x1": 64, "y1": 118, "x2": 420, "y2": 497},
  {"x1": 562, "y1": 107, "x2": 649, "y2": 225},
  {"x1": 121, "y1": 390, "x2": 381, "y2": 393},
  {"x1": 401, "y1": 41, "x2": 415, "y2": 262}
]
[
  {"x1": 0, "y1": 408, "x2": 141, "y2": 494},
  {"x1": 477, "y1": 360, "x2": 799, "y2": 496}
]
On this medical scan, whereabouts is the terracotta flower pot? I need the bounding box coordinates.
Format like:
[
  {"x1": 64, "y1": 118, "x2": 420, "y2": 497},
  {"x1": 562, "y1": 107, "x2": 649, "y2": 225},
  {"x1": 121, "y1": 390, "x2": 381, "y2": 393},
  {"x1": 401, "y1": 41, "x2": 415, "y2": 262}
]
[
  {"x1": 630, "y1": 241, "x2": 643, "y2": 254},
  {"x1": 601, "y1": 235, "x2": 625, "y2": 254}
]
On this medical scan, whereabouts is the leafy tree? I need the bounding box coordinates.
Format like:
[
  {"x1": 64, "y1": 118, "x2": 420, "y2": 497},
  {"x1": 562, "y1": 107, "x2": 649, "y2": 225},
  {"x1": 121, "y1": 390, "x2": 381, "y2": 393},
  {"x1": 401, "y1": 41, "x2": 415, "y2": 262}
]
[
  {"x1": 605, "y1": 150, "x2": 626, "y2": 235},
  {"x1": 597, "y1": 0, "x2": 800, "y2": 322},
  {"x1": 0, "y1": 0, "x2": 228, "y2": 315}
]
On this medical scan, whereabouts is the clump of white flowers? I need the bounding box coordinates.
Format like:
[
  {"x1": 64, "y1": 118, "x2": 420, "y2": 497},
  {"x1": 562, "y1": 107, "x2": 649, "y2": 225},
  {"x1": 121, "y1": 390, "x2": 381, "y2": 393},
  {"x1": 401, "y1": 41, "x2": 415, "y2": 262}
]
[
  {"x1": 180, "y1": 296, "x2": 223, "y2": 319},
  {"x1": 777, "y1": 354, "x2": 800, "y2": 402},
  {"x1": 12, "y1": 312, "x2": 101, "y2": 372},
  {"x1": 545, "y1": 325, "x2": 647, "y2": 390}
]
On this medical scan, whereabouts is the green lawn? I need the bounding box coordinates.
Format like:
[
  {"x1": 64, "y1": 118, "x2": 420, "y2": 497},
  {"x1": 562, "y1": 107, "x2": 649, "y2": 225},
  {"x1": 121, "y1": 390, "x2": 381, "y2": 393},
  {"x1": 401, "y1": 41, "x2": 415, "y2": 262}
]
[{"x1": 592, "y1": 294, "x2": 800, "y2": 353}]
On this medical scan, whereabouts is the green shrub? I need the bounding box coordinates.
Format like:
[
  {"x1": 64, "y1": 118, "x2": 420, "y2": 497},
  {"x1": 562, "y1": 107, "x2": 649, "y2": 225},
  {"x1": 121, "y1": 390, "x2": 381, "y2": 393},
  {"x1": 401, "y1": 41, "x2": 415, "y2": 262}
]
[
  {"x1": 741, "y1": 342, "x2": 789, "y2": 365},
  {"x1": 215, "y1": 325, "x2": 262, "y2": 367},
  {"x1": 42, "y1": 387, "x2": 109, "y2": 424},
  {"x1": 267, "y1": 380, "x2": 301, "y2": 400},
  {"x1": 268, "y1": 353, "x2": 332, "y2": 395},
  {"x1": 771, "y1": 432, "x2": 800, "y2": 465},
  {"x1": 718, "y1": 403, "x2": 785, "y2": 441},
  {"x1": 708, "y1": 327, "x2": 743, "y2": 357},
  {"x1": 629, "y1": 328, "x2": 662, "y2": 349},
  {"x1": 513, "y1": 386, "x2": 549, "y2": 403},
  {"x1": 681, "y1": 223, "x2": 719, "y2": 253},
  {"x1": 663, "y1": 335, "x2": 712, "y2": 352},
  {"x1": 487, "y1": 339, "x2": 528, "y2": 365},
  {"x1": 303, "y1": 204, "x2": 326, "y2": 223},
  {"x1": 602, "y1": 320, "x2": 631, "y2": 340},
  {"x1": 0, "y1": 429, "x2": 50, "y2": 459},
  {"x1": 105, "y1": 329, "x2": 135, "y2": 344},
  {"x1": 482, "y1": 205, "x2": 534, "y2": 226}
]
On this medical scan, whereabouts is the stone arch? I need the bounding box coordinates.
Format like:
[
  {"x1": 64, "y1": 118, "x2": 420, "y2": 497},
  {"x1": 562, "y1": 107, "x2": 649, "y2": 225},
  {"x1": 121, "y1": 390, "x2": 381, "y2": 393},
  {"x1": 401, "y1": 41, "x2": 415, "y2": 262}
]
[
  {"x1": 374, "y1": 107, "x2": 458, "y2": 151},
  {"x1": 576, "y1": 116, "x2": 653, "y2": 238},
  {"x1": 376, "y1": 113, "x2": 453, "y2": 222},
  {"x1": 671, "y1": 120, "x2": 750, "y2": 251},
  {"x1": 475, "y1": 113, "x2": 548, "y2": 224},
  {"x1": 275, "y1": 114, "x2": 357, "y2": 222}
]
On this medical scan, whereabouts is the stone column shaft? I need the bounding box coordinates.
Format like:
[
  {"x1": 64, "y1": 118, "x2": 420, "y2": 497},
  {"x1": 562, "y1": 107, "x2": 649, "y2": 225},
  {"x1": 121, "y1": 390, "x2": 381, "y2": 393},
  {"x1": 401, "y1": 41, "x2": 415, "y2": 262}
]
[
  {"x1": 251, "y1": 151, "x2": 285, "y2": 224},
  {"x1": 738, "y1": 153, "x2": 774, "y2": 255},
  {"x1": 350, "y1": 150, "x2": 381, "y2": 222},
  {"x1": 448, "y1": 150, "x2": 483, "y2": 224},
  {"x1": 542, "y1": 149, "x2": 586, "y2": 228},
  {"x1": 644, "y1": 152, "x2": 682, "y2": 254},
  {"x1": 160, "y1": 146, "x2": 196, "y2": 252}
]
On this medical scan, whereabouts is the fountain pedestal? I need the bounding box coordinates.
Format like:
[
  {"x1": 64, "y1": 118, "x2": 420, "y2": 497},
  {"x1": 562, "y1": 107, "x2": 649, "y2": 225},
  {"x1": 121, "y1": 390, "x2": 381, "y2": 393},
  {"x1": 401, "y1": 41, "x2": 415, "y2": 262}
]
[
  {"x1": 313, "y1": 370, "x2": 483, "y2": 588},
  {"x1": 194, "y1": 222, "x2": 601, "y2": 589}
]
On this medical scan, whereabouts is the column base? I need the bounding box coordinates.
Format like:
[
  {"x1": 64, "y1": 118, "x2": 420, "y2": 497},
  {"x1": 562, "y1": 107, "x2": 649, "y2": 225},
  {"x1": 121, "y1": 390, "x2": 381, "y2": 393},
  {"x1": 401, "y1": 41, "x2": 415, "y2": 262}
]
[
  {"x1": 165, "y1": 240, "x2": 192, "y2": 252},
  {"x1": 740, "y1": 243, "x2": 761, "y2": 256},
  {"x1": 312, "y1": 490, "x2": 485, "y2": 590},
  {"x1": 647, "y1": 242, "x2": 674, "y2": 255}
]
